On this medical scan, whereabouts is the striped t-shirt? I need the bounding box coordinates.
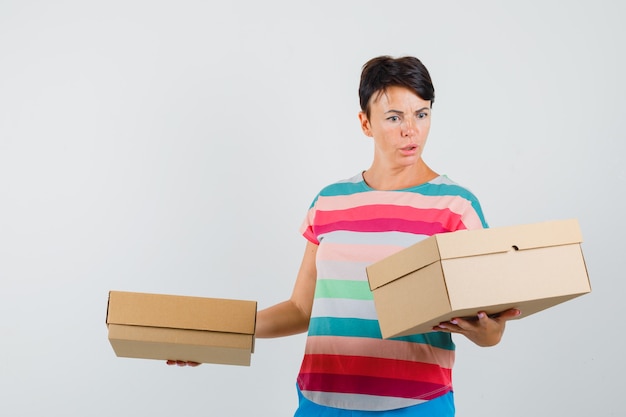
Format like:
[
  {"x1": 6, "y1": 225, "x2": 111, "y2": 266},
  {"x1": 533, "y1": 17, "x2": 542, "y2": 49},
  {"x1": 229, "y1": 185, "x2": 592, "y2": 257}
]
[{"x1": 297, "y1": 173, "x2": 488, "y2": 412}]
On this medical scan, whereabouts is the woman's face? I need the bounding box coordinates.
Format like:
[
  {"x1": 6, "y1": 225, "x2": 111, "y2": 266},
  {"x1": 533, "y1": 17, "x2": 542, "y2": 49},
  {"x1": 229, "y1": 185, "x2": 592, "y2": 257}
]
[{"x1": 359, "y1": 85, "x2": 431, "y2": 169}]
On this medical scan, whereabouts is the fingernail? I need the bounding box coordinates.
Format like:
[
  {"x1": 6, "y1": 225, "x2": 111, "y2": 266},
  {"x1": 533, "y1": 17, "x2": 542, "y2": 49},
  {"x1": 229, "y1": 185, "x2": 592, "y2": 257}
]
[
  {"x1": 478, "y1": 312, "x2": 486, "y2": 319},
  {"x1": 450, "y1": 319, "x2": 458, "y2": 325}
]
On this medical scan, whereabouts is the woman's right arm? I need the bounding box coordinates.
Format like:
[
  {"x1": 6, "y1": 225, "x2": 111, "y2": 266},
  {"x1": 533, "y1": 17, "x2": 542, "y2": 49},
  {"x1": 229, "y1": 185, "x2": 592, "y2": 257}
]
[
  {"x1": 167, "y1": 241, "x2": 318, "y2": 366},
  {"x1": 255, "y1": 241, "x2": 318, "y2": 338}
]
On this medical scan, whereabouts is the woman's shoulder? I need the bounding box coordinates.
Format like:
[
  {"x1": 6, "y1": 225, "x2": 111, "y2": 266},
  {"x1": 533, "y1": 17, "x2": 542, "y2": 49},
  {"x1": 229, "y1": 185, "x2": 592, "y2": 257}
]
[
  {"x1": 317, "y1": 172, "x2": 367, "y2": 196},
  {"x1": 426, "y1": 174, "x2": 480, "y2": 197}
]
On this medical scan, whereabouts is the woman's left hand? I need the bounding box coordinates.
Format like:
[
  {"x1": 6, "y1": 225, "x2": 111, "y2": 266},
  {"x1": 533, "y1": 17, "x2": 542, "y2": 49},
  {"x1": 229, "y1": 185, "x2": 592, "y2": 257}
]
[{"x1": 433, "y1": 309, "x2": 521, "y2": 347}]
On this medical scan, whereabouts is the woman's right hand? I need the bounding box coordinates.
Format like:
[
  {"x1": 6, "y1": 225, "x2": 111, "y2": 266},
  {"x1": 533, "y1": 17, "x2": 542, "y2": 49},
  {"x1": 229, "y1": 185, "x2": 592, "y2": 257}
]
[{"x1": 166, "y1": 360, "x2": 200, "y2": 367}]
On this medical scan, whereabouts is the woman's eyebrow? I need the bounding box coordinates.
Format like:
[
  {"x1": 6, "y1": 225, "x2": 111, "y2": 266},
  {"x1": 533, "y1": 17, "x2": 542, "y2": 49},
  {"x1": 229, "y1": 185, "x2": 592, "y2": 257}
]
[{"x1": 384, "y1": 107, "x2": 430, "y2": 115}]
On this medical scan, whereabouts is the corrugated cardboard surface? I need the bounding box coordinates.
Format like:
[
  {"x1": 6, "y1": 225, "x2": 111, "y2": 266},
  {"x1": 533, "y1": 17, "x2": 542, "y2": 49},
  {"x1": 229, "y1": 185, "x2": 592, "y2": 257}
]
[
  {"x1": 106, "y1": 291, "x2": 257, "y2": 366},
  {"x1": 366, "y1": 219, "x2": 591, "y2": 338}
]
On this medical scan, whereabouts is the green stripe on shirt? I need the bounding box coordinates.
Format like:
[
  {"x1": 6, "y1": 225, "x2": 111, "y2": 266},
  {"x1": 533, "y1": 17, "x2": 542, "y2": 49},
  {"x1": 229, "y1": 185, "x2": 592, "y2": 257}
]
[{"x1": 315, "y1": 279, "x2": 374, "y2": 300}]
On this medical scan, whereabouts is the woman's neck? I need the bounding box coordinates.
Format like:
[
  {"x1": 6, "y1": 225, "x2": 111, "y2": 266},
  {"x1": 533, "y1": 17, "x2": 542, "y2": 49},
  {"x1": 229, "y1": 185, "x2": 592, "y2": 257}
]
[{"x1": 363, "y1": 160, "x2": 438, "y2": 190}]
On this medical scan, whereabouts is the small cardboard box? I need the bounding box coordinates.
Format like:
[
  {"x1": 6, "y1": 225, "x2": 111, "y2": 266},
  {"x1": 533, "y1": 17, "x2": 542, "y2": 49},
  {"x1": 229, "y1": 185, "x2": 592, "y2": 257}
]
[
  {"x1": 106, "y1": 291, "x2": 257, "y2": 366},
  {"x1": 366, "y1": 219, "x2": 591, "y2": 338}
]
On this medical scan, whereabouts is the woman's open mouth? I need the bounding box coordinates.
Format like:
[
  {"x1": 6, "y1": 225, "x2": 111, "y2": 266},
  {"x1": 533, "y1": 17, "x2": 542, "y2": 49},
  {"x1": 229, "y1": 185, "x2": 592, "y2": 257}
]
[{"x1": 400, "y1": 144, "x2": 418, "y2": 155}]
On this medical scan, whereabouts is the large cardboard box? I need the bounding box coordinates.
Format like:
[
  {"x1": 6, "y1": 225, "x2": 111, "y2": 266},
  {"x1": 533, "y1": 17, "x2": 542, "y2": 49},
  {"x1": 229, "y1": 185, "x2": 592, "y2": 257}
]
[
  {"x1": 106, "y1": 291, "x2": 257, "y2": 366},
  {"x1": 366, "y1": 219, "x2": 591, "y2": 338}
]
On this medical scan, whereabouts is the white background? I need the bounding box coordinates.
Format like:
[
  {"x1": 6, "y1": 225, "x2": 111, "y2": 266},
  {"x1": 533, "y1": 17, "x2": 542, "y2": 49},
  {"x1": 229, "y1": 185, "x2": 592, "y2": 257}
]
[{"x1": 1, "y1": 1, "x2": 624, "y2": 415}]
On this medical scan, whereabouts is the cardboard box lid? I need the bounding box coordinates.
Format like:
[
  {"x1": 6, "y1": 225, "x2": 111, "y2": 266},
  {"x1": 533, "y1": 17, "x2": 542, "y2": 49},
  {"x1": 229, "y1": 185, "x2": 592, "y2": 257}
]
[
  {"x1": 367, "y1": 219, "x2": 583, "y2": 291},
  {"x1": 106, "y1": 291, "x2": 257, "y2": 335}
]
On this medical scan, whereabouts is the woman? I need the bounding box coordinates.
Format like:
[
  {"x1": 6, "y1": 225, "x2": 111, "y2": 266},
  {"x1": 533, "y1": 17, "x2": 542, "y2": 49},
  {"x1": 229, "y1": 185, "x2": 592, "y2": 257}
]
[{"x1": 172, "y1": 55, "x2": 520, "y2": 416}]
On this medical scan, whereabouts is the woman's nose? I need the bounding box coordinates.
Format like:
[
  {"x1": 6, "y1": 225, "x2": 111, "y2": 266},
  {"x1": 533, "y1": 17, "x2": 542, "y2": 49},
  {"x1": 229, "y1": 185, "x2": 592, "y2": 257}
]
[{"x1": 401, "y1": 119, "x2": 415, "y2": 136}]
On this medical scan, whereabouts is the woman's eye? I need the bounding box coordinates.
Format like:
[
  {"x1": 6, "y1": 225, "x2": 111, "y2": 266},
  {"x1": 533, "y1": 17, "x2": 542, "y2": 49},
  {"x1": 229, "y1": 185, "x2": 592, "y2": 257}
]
[
  {"x1": 388, "y1": 115, "x2": 400, "y2": 122},
  {"x1": 417, "y1": 112, "x2": 429, "y2": 119}
]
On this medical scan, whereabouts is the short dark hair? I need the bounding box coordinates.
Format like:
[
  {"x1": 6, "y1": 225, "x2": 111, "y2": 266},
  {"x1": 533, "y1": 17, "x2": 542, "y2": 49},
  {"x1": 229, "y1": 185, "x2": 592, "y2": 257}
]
[{"x1": 358, "y1": 56, "x2": 435, "y2": 118}]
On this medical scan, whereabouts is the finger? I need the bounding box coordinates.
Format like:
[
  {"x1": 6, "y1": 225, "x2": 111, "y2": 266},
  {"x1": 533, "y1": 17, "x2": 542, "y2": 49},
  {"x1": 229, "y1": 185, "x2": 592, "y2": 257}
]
[
  {"x1": 433, "y1": 322, "x2": 455, "y2": 332},
  {"x1": 434, "y1": 318, "x2": 464, "y2": 333},
  {"x1": 496, "y1": 308, "x2": 521, "y2": 321},
  {"x1": 450, "y1": 317, "x2": 475, "y2": 332},
  {"x1": 166, "y1": 360, "x2": 200, "y2": 367},
  {"x1": 476, "y1": 311, "x2": 489, "y2": 324}
]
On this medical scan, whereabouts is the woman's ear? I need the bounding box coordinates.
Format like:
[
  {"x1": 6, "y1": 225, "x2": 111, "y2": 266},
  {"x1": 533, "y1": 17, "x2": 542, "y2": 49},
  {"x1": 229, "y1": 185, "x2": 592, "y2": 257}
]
[{"x1": 358, "y1": 112, "x2": 373, "y2": 137}]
